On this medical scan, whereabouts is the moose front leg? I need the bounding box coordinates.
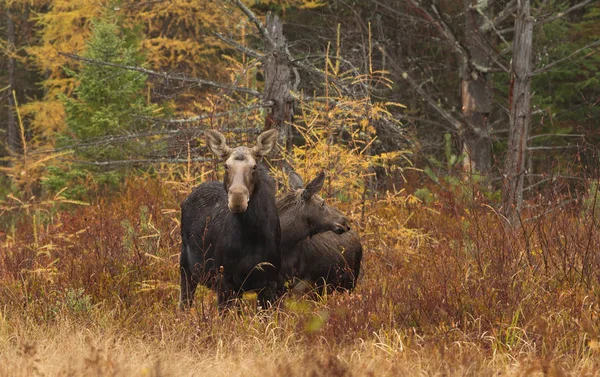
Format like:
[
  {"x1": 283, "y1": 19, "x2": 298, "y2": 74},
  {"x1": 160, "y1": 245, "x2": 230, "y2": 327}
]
[{"x1": 217, "y1": 268, "x2": 238, "y2": 312}]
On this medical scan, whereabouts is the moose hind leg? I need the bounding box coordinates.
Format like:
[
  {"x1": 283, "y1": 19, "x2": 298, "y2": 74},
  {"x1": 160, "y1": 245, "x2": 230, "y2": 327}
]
[
  {"x1": 179, "y1": 266, "x2": 199, "y2": 310},
  {"x1": 179, "y1": 245, "x2": 200, "y2": 309}
]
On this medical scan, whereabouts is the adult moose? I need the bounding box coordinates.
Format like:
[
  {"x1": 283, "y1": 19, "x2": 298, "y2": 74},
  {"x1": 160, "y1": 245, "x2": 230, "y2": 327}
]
[
  {"x1": 278, "y1": 171, "x2": 362, "y2": 294},
  {"x1": 180, "y1": 129, "x2": 280, "y2": 310}
]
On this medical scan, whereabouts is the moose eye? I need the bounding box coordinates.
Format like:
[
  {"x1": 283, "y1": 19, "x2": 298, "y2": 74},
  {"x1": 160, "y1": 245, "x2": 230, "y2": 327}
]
[
  {"x1": 224, "y1": 165, "x2": 229, "y2": 171},
  {"x1": 320, "y1": 201, "x2": 326, "y2": 207},
  {"x1": 252, "y1": 165, "x2": 257, "y2": 170}
]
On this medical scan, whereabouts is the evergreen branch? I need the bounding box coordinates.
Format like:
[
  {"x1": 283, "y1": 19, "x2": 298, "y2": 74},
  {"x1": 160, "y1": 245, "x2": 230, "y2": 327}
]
[
  {"x1": 58, "y1": 51, "x2": 262, "y2": 97},
  {"x1": 532, "y1": 40, "x2": 600, "y2": 76},
  {"x1": 231, "y1": 0, "x2": 275, "y2": 48}
]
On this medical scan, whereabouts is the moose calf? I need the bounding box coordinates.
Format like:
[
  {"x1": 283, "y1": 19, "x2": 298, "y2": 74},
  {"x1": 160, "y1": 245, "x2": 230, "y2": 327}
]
[{"x1": 278, "y1": 171, "x2": 362, "y2": 294}]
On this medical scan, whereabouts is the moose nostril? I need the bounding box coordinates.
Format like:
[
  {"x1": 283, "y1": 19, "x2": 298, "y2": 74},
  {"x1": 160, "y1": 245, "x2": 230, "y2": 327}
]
[{"x1": 342, "y1": 218, "x2": 350, "y2": 230}]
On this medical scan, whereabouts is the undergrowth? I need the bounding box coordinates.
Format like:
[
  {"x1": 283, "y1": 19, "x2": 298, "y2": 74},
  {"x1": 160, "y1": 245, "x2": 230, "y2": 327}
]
[{"x1": 1, "y1": 172, "x2": 600, "y2": 375}]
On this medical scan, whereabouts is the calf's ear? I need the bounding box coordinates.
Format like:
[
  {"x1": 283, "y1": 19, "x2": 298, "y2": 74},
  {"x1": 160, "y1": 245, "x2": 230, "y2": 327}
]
[
  {"x1": 302, "y1": 171, "x2": 325, "y2": 200},
  {"x1": 206, "y1": 130, "x2": 232, "y2": 159},
  {"x1": 288, "y1": 171, "x2": 304, "y2": 191},
  {"x1": 253, "y1": 129, "x2": 279, "y2": 157}
]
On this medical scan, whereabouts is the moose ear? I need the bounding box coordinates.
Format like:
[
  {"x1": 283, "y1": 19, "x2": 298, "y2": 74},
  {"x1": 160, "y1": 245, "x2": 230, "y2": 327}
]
[
  {"x1": 205, "y1": 130, "x2": 232, "y2": 159},
  {"x1": 288, "y1": 171, "x2": 304, "y2": 191},
  {"x1": 252, "y1": 129, "x2": 279, "y2": 157},
  {"x1": 302, "y1": 171, "x2": 325, "y2": 200}
]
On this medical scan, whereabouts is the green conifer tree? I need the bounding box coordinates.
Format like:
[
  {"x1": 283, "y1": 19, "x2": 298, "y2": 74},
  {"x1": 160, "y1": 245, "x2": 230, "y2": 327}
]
[{"x1": 43, "y1": 17, "x2": 162, "y2": 198}]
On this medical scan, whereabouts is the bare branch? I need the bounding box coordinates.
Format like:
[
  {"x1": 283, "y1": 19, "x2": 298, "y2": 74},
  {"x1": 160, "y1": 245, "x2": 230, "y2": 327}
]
[
  {"x1": 424, "y1": 2, "x2": 470, "y2": 70},
  {"x1": 231, "y1": 0, "x2": 275, "y2": 48},
  {"x1": 67, "y1": 157, "x2": 212, "y2": 166},
  {"x1": 528, "y1": 133, "x2": 585, "y2": 141},
  {"x1": 376, "y1": 45, "x2": 464, "y2": 134},
  {"x1": 532, "y1": 39, "x2": 600, "y2": 76},
  {"x1": 488, "y1": 0, "x2": 517, "y2": 30},
  {"x1": 527, "y1": 145, "x2": 580, "y2": 150},
  {"x1": 214, "y1": 32, "x2": 264, "y2": 59},
  {"x1": 476, "y1": 2, "x2": 512, "y2": 46},
  {"x1": 540, "y1": 0, "x2": 594, "y2": 24},
  {"x1": 58, "y1": 51, "x2": 262, "y2": 97},
  {"x1": 372, "y1": 0, "x2": 431, "y2": 25},
  {"x1": 157, "y1": 102, "x2": 273, "y2": 124}
]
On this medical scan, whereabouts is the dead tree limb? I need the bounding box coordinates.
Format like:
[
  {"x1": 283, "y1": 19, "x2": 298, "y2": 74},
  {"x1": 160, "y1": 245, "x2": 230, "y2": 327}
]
[{"x1": 262, "y1": 14, "x2": 294, "y2": 153}]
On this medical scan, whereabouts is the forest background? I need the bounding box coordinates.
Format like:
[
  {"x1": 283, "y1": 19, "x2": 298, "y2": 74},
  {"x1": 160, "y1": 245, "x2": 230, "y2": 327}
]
[{"x1": 1, "y1": 0, "x2": 600, "y2": 375}]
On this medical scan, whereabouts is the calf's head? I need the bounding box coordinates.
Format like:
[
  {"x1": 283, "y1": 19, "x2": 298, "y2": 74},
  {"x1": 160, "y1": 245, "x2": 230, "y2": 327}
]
[
  {"x1": 206, "y1": 129, "x2": 279, "y2": 213},
  {"x1": 282, "y1": 171, "x2": 351, "y2": 235}
]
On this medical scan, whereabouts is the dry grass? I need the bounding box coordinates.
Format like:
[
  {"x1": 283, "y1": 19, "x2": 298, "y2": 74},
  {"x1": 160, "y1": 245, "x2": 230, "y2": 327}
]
[
  {"x1": 2, "y1": 176, "x2": 600, "y2": 376},
  {"x1": 1, "y1": 314, "x2": 599, "y2": 377}
]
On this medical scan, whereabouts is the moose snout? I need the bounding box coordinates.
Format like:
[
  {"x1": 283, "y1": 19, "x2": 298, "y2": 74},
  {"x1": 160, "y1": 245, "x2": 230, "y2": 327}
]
[
  {"x1": 228, "y1": 185, "x2": 250, "y2": 213},
  {"x1": 333, "y1": 217, "x2": 351, "y2": 234}
]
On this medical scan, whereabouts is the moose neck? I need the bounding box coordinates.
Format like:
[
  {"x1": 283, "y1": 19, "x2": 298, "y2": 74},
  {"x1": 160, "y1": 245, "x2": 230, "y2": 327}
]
[
  {"x1": 279, "y1": 213, "x2": 311, "y2": 250},
  {"x1": 277, "y1": 194, "x2": 315, "y2": 249}
]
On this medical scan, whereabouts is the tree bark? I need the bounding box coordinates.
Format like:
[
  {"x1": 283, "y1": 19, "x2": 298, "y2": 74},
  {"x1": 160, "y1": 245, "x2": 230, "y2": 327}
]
[
  {"x1": 461, "y1": 0, "x2": 492, "y2": 175},
  {"x1": 503, "y1": 0, "x2": 534, "y2": 222},
  {"x1": 6, "y1": 8, "x2": 22, "y2": 155},
  {"x1": 262, "y1": 13, "x2": 294, "y2": 155}
]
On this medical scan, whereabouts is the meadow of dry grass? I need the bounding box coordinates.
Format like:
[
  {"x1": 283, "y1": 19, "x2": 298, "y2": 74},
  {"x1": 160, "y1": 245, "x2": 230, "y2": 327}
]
[{"x1": 2, "y1": 175, "x2": 600, "y2": 376}]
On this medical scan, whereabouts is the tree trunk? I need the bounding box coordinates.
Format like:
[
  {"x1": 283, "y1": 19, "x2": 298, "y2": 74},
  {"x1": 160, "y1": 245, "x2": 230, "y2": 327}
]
[
  {"x1": 461, "y1": 0, "x2": 492, "y2": 175},
  {"x1": 6, "y1": 8, "x2": 22, "y2": 155},
  {"x1": 503, "y1": 0, "x2": 534, "y2": 222},
  {"x1": 263, "y1": 13, "x2": 294, "y2": 155}
]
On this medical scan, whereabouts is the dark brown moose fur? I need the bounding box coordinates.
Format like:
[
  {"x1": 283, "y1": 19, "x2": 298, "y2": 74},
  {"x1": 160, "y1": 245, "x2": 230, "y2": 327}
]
[
  {"x1": 179, "y1": 129, "x2": 280, "y2": 310},
  {"x1": 278, "y1": 171, "x2": 362, "y2": 293}
]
